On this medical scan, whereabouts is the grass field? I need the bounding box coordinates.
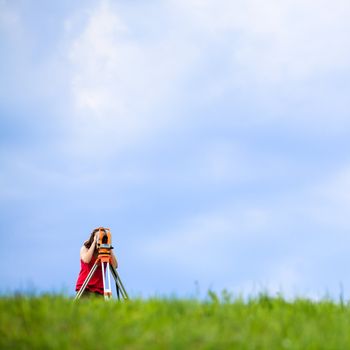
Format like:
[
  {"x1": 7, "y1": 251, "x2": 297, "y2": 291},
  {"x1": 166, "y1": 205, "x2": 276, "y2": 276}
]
[{"x1": 1, "y1": 293, "x2": 350, "y2": 349}]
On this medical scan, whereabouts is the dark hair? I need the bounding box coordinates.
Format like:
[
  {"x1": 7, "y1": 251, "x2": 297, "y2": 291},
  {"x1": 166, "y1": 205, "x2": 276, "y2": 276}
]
[{"x1": 84, "y1": 228, "x2": 106, "y2": 249}]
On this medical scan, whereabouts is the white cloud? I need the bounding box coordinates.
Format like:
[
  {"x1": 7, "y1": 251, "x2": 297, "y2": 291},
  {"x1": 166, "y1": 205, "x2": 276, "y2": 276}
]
[
  {"x1": 306, "y1": 165, "x2": 350, "y2": 229},
  {"x1": 65, "y1": 0, "x2": 200, "y2": 155},
  {"x1": 315, "y1": 166, "x2": 350, "y2": 204},
  {"x1": 143, "y1": 206, "x2": 272, "y2": 272},
  {"x1": 171, "y1": 0, "x2": 350, "y2": 83},
  {"x1": 139, "y1": 161, "x2": 350, "y2": 295},
  {"x1": 61, "y1": 0, "x2": 350, "y2": 155},
  {"x1": 230, "y1": 257, "x2": 322, "y2": 300},
  {"x1": 0, "y1": 1, "x2": 21, "y2": 35},
  {"x1": 264, "y1": 258, "x2": 304, "y2": 297}
]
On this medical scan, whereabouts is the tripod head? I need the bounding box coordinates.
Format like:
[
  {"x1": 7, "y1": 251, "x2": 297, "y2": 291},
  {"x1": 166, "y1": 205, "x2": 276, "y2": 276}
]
[{"x1": 95, "y1": 227, "x2": 113, "y2": 254}]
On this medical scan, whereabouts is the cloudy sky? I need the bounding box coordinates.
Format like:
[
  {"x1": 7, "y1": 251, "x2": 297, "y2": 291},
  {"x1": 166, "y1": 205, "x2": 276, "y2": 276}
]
[{"x1": 1, "y1": 0, "x2": 350, "y2": 299}]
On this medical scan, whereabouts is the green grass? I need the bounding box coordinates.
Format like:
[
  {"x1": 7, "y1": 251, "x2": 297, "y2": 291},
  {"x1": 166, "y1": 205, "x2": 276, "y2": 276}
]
[{"x1": 1, "y1": 293, "x2": 350, "y2": 349}]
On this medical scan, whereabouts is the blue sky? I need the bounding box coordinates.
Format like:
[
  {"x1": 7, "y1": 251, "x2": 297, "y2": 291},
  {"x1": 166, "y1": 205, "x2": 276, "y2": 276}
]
[{"x1": 1, "y1": 0, "x2": 350, "y2": 299}]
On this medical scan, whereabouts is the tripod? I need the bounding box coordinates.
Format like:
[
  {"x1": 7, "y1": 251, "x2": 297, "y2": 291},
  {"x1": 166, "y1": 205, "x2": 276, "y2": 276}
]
[
  {"x1": 75, "y1": 253, "x2": 128, "y2": 300},
  {"x1": 75, "y1": 228, "x2": 128, "y2": 301}
]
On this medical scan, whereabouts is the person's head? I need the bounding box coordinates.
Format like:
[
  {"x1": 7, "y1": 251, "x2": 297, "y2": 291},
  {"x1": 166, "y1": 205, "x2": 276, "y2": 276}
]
[{"x1": 84, "y1": 227, "x2": 106, "y2": 249}]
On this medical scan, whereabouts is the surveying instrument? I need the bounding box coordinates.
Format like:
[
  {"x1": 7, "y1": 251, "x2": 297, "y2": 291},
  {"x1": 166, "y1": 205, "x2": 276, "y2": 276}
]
[{"x1": 75, "y1": 227, "x2": 128, "y2": 301}]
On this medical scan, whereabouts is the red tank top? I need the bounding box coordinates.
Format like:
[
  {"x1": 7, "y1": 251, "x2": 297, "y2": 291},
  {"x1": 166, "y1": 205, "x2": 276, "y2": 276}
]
[{"x1": 75, "y1": 254, "x2": 104, "y2": 294}]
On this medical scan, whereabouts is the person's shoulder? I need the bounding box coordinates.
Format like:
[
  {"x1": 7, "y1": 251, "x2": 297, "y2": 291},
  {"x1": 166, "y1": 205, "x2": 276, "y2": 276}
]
[{"x1": 80, "y1": 245, "x2": 88, "y2": 253}]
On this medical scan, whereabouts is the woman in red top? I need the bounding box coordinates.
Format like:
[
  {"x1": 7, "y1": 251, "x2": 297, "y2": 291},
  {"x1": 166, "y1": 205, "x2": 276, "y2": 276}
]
[{"x1": 75, "y1": 228, "x2": 118, "y2": 297}]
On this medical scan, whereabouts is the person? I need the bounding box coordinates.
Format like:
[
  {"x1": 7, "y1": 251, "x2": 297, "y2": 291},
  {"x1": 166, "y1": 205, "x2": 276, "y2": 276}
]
[{"x1": 75, "y1": 228, "x2": 118, "y2": 298}]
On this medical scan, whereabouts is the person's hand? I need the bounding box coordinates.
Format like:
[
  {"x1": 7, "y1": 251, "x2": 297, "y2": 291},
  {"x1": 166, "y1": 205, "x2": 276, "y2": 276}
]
[{"x1": 93, "y1": 232, "x2": 99, "y2": 245}]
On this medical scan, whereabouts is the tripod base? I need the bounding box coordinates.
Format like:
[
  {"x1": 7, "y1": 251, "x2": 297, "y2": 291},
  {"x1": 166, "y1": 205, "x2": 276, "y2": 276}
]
[{"x1": 75, "y1": 257, "x2": 128, "y2": 301}]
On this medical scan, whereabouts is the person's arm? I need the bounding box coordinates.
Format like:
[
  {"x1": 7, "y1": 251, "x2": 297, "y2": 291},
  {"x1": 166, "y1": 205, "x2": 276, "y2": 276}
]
[
  {"x1": 110, "y1": 250, "x2": 118, "y2": 269},
  {"x1": 80, "y1": 233, "x2": 98, "y2": 263}
]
